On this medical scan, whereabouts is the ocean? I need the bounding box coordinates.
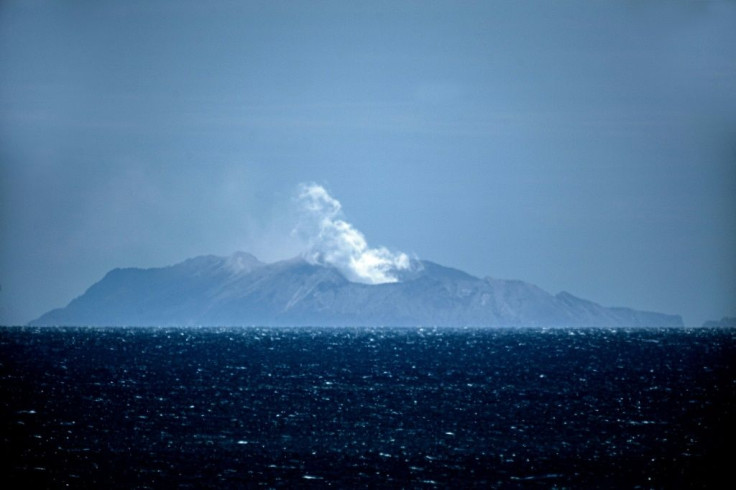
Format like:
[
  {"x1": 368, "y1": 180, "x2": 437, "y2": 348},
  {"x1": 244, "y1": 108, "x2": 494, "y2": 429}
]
[{"x1": 1, "y1": 326, "x2": 733, "y2": 488}]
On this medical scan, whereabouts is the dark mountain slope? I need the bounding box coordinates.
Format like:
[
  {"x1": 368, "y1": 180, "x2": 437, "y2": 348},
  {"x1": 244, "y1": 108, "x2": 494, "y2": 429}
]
[{"x1": 30, "y1": 252, "x2": 683, "y2": 327}]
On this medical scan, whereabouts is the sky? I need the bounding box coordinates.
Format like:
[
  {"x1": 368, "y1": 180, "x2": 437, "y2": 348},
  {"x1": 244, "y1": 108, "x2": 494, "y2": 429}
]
[{"x1": 1, "y1": 0, "x2": 734, "y2": 326}]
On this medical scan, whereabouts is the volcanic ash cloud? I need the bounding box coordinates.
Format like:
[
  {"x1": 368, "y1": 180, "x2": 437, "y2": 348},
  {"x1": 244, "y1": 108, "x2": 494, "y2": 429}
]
[{"x1": 294, "y1": 183, "x2": 411, "y2": 284}]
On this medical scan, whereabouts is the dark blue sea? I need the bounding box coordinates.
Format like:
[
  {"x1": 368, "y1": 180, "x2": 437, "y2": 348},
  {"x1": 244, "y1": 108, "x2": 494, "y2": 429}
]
[{"x1": 1, "y1": 326, "x2": 733, "y2": 488}]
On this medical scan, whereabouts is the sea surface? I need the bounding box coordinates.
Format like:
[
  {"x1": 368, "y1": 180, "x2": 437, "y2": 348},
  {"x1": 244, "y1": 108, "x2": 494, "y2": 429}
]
[{"x1": 1, "y1": 326, "x2": 734, "y2": 488}]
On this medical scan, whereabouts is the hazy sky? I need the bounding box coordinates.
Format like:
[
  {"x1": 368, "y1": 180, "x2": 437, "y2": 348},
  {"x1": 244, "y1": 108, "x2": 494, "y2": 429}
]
[{"x1": 1, "y1": 1, "x2": 734, "y2": 326}]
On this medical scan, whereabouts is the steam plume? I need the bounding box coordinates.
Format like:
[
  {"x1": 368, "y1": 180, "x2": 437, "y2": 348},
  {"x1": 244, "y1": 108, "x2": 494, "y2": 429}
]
[{"x1": 294, "y1": 183, "x2": 411, "y2": 284}]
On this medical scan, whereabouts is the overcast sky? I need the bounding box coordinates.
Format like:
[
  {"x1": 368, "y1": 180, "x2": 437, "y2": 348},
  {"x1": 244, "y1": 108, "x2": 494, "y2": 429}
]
[{"x1": 1, "y1": 1, "x2": 734, "y2": 326}]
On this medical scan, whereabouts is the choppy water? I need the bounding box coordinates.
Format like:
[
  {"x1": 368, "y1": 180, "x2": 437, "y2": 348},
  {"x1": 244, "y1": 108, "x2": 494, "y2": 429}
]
[{"x1": 1, "y1": 326, "x2": 734, "y2": 488}]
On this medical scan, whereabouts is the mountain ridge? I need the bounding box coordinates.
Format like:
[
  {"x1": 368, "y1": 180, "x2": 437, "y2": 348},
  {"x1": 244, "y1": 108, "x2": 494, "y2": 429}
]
[{"x1": 29, "y1": 252, "x2": 683, "y2": 327}]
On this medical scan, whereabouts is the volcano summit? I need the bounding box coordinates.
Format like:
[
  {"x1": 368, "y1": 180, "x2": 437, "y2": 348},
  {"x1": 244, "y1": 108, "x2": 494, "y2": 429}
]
[{"x1": 30, "y1": 251, "x2": 682, "y2": 327}]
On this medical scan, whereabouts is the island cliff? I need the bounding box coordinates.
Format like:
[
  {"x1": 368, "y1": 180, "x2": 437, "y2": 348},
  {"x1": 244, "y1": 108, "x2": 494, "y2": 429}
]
[{"x1": 30, "y1": 252, "x2": 683, "y2": 327}]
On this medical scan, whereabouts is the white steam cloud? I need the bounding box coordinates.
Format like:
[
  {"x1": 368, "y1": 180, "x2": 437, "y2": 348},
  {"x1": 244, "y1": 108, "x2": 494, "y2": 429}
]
[{"x1": 294, "y1": 183, "x2": 412, "y2": 284}]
